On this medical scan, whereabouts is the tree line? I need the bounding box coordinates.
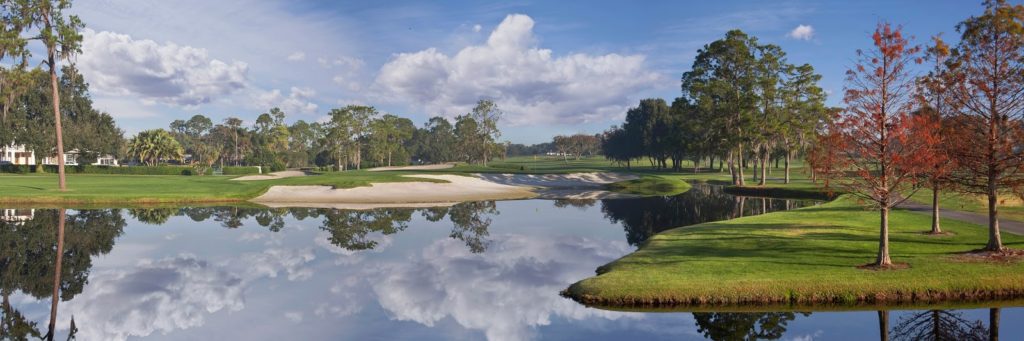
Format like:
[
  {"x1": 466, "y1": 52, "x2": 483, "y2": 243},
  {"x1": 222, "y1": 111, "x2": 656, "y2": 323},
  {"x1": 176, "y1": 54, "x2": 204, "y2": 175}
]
[{"x1": 599, "y1": 30, "x2": 828, "y2": 185}]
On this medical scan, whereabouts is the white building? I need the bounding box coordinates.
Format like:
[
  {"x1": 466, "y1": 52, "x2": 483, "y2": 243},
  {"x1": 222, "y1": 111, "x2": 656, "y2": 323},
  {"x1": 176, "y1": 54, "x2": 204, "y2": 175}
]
[
  {"x1": 0, "y1": 144, "x2": 35, "y2": 165},
  {"x1": 1, "y1": 144, "x2": 118, "y2": 166}
]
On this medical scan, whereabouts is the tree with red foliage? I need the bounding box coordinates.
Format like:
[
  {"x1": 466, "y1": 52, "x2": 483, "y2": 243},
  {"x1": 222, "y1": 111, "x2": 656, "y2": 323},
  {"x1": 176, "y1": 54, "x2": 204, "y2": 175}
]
[
  {"x1": 841, "y1": 23, "x2": 932, "y2": 267},
  {"x1": 945, "y1": 0, "x2": 1024, "y2": 252},
  {"x1": 914, "y1": 36, "x2": 958, "y2": 235}
]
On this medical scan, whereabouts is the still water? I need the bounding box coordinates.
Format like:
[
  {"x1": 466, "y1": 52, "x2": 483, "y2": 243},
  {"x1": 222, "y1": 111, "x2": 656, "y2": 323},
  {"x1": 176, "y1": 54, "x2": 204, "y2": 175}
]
[{"x1": 1, "y1": 185, "x2": 1020, "y2": 340}]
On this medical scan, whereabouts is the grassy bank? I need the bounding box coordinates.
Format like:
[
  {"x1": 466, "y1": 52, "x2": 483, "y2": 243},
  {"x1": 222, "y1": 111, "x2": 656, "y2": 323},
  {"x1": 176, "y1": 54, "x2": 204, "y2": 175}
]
[
  {"x1": 563, "y1": 195, "x2": 1024, "y2": 308},
  {"x1": 0, "y1": 156, "x2": 816, "y2": 204},
  {"x1": 0, "y1": 171, "x2": 445, "y2": 204}
]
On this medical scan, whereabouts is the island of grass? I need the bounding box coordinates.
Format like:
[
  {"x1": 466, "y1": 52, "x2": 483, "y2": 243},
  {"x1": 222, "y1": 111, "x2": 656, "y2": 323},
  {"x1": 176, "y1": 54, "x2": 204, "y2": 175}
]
[{"x1": 563, "y1": 195, "x2": 1024, "y2": 308}]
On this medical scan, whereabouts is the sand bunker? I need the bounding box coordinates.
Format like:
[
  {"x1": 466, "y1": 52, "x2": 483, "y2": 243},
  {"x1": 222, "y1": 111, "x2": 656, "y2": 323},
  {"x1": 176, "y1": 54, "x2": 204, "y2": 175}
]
[
  {"x1": 477, "y1": 172, "x2": 639, "y2": 188},
  {"x1": 231, "y1": 170, "x2": 309, "y2": 181},
  {"x1": 251, "y1": 174, "x2": 537, "y2": 204},
  {"x1": 367, "y1": 163, "x2": 456, "y2": 172}
]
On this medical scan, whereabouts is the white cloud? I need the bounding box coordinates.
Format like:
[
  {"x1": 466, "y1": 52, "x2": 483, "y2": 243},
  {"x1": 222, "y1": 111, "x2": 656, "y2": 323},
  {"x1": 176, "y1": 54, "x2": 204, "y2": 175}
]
[
  {"x1": 253, "y1": 86, "x2": 320, "y2": 115},
  {"x1": 287, "y1": 51, "x2": 306, "y2": 61},
  {"x1": 79, "y1": 29, "x2": 249, "y2": 107},
  {"x1": 369, "y1": 234, "x2": 635, "y2": 341},
  {"x1": 473, "y1": 24, "x2": 482, "y2": 33},
  {"x1": 56, "y1": 256, "x2": 246, "y2": 341},
  {"x1": 788, "y1": 24, "x2": 814, "y2": 40},
  {"x1": 374, "y1": 14, "x2": 660, "y2": 125}
]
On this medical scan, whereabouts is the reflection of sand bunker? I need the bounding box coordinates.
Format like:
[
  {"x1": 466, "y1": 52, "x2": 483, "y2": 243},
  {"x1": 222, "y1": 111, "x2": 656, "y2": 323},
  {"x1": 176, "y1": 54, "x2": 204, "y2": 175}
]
[
  {"x1": 251, "y1": 172, "x2": 644, "y2": 207},
  {"x1": 367, "y1": 163, "x2": 456, "y2": 172},
  {"x1": 231, "y1": 170, "x2": 309, "y2": 181}
]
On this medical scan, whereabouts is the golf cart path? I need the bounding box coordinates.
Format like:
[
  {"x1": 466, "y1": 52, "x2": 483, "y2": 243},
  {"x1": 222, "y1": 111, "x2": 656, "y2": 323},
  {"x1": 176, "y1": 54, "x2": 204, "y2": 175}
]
[{"x1": 898, "y1": 201, "x2": 1024, "y2": 235}]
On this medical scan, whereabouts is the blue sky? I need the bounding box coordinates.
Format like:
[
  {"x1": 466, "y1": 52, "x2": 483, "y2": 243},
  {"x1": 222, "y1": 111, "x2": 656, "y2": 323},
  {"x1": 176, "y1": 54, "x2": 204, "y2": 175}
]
[{"x1": 69, "y1": 0, "x2": 986, "y2": 144}]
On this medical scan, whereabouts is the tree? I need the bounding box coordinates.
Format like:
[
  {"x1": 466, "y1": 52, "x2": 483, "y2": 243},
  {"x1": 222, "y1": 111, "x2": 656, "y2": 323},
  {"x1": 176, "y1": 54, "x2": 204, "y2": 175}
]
[
  {"x1": 469, "y1": 99, "x2": 502, "y2": 166},
  {"x1": 323, "y1": 105, "x2": 375, "y2": 170},
  {"x1": 23, "y1": 0, "x2": 85, "y2": 191},
  {"x1": 945, "y1": 0, "x2": 1024, "y2": 251},
  {"x1": 840, "y1": 23, "x2": 930, "y2": 267},
  {"x1": 419, "y1": 116, "x2": 456, "y2": 163},
  {"x1": 367, "y1": 114, "x2": 414, "y2": 167},
  {"x1": 779, "y1": 64, "x2": 827, "y2": 183},
  {"x1": 683, "y1": 30, "x2": 759, "y2": 185},
  {"x1": 127, "y1": 129, "x2": 184, "y2": 166}
]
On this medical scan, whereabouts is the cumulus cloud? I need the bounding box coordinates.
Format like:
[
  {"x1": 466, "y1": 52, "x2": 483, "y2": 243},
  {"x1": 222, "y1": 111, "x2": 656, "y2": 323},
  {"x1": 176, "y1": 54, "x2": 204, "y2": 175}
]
[
  {"x1": 369, "y1": 234, "x2": 634, "y2": 341},
  {"x1": 253, "y1": 86, "x2": 320, "y2": 114},
  {"x1": 78, "y1": 29, "x2": 249, "y2": 107},
  {"x1": 57, "y1": 256, "x2": 246, "y2": 341},
  {"x1": 473, "y1": 24, "x2": 482, "y2": 33},
  {"x1": 788, "y1": 24, "x2": 814, "y2": 40},
  {"x1": 374, "y1": 14, "x2": 660, "y2": 125},
  {"x1": 287, "y1": 51, "x2": 306, "y2": 61}
]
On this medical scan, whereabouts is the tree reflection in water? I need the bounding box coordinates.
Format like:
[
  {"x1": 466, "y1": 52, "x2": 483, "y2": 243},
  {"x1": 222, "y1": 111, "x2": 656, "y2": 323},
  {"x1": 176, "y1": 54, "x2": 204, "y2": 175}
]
[
  {"x1": 0, "y1": 208, "x2": 124, "y2": 340},
  {"x1": 600, "y1": 184, "x2": 819, "y2": 246},
  {"x1": 890, "y1": 309, "x2": 989, "y2": 340},
  {"x1": 692, "y1": 312, "x2": 809, "y2": 340},
  {"x1": 173, "y1": 203, "x2": 501, "y2": 253}
]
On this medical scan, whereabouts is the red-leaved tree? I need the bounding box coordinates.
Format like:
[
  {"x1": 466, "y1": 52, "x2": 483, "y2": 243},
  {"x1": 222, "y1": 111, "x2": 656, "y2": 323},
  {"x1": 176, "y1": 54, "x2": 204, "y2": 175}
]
[
  {"x1": 841, "y1": 23, "x2": 933, "y2": 267},
  {"x1": 945, "y1": 0, "x2": 1024, "y2": 252},
  {"x1": 914, "y1": 36, "x2": 958, "y2": 234}
]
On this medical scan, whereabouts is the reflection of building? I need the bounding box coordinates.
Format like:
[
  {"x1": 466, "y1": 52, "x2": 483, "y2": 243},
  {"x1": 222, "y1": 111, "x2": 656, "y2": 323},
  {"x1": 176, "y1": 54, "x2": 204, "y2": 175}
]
[
  {"x1": 1, "y1": 144, "x2": 118, "y2": 166},
  {"x1": 1, "y1": 208, "x2": 34, "y2": 223}
]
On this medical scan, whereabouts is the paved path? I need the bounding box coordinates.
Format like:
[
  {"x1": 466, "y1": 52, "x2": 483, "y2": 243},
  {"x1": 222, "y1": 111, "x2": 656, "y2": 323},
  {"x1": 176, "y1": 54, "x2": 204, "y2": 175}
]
[{"x1": 898, "y1": 201, "x2": 1024, "y2": 236}]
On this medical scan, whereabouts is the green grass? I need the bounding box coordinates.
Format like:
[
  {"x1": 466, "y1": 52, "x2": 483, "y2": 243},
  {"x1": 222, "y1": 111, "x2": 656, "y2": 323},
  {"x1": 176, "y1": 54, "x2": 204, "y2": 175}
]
[
  {"x1": 605, "y1": 175, "x2": 693, "y2": 196},
  {"x1": 563, "y1": 195, "x2": 1024, "y2": 309},
  {"x1": 0, "y1": 171, "x2": 447, "y2": 205},
  {"x1": 908, "y1": 188, "x2": 1024, "y2": 223},
  {"x1": 0, "y1": 156, "x2": 820, "y2": 204}
]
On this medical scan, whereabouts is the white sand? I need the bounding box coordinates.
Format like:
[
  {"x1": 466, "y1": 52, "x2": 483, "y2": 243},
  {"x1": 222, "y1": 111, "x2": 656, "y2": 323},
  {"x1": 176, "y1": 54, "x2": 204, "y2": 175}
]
[
  {"x1": 367, "y1": 163, "x2": 456, "y2": 172},
  {"x1": 231, "y1": 170, "x2": 308, "y2": 181},
  {"x1": 257, "y1": 201, "x2": 458, "y2": 210},
  {"x1": 477, "y1": 172, "x2": 639, "y2": 188},
  {"x1": 251, "y1": 174, "x2": 537, "y2": 204}
]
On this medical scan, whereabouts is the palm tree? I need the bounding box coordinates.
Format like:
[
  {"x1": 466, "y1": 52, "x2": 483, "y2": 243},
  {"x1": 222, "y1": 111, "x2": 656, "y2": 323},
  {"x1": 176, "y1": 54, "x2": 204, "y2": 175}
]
[{"x1": 128, "y1": 129, "x2": 184, "y2": 165}]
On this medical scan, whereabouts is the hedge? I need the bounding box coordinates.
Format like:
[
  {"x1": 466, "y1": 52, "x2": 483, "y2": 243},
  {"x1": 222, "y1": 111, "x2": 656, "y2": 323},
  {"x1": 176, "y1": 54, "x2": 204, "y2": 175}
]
[
  {"x1": 222, "y1": 166, "x2": 262, "y2": 175},
  {"x1": 0, "y1": 164, "x2": 213, "y2": 176}
]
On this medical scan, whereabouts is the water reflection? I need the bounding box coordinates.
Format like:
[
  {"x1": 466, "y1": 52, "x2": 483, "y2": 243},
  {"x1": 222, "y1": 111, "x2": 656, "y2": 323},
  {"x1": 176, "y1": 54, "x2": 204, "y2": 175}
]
[
  {"x1": 1, "y1": 208, "x2": 122, "y2": 339},
  {"x1": 0, "y1": 197, "x2": 1020, "y2": 340},
  {"x1": 600, "y1": 184, "x2": 819, "y2": 246},
  {"x1": 692, "y1": 312, "x2": 809, "y2": 340}
]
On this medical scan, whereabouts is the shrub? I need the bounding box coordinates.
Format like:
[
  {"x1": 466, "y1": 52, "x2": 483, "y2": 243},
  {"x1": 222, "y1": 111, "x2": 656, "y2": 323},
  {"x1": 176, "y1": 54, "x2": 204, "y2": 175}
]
[
  {"x1": 222, "y1": 166, "x2": 262, "y2": 175},
  {"x1": 4, "y1": 165, "x2": 216, "y2": 176}
]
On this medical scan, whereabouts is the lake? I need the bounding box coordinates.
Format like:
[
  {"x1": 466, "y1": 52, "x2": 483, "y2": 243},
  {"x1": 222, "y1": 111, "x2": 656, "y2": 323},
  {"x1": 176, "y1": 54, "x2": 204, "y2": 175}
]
[{"x1": 1, "y1": 184, "x2": 1020, "y2": 340}]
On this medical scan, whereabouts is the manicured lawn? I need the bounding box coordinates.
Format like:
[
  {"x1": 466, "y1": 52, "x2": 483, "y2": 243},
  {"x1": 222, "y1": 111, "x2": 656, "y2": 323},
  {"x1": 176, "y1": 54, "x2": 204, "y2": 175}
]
[
  {"x1": 563, "y1": 196, "x2": 1024, "y2": 308},
  {"x1": 0, "y1": 171, "x2": 446, "y2": 204}
]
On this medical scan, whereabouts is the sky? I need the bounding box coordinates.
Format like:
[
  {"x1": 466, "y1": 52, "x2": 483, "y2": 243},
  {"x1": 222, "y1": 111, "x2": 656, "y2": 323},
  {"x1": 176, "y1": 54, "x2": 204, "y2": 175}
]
[{"x1": 65, "y1": 0, "x2": 988, "y2": 144}]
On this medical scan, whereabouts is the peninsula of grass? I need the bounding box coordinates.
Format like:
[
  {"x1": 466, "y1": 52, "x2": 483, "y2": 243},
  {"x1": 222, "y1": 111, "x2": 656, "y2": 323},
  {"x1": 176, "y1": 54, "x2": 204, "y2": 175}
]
[
  {"x1": 0, "y1": 171, "x2": 447, "y2": 205},
  {"x1": 563, "y1": 195, "x2": 1024, "y2": 309},
  {"x1": 605, "y1": 175, "x2": 692, "y2": 196}
]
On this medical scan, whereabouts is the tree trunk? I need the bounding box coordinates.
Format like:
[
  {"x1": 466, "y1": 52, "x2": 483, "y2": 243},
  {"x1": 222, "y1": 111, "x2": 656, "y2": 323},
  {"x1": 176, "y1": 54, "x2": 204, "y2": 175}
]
[
  {"x1": 990, "y1": 308, "x2": 1000, "y2": 341},
  {"x1": 48, "y1": 53, "x2": 66, "y2": 191},
  {"x1": 931, "y1": 182, "x2": 942, "y2": 234},
  {"x1": 986, "y1": 181, "x2": 1004, "y2": 251},
  {"x1": 758, "y1": 148, "x2": 767, "y2": 186},
  {"x1": 784, "y1": 149, "x2": 791, "y2": 184},
  {"x1": 48, "y1": 209, "x2": 67, "y2": 339},
  {"x1": 876, "y1": 207, "x2": 893, "y2": 266},
  {"x1": 736, "y1": 145, "x2": 745, "y2": 186},
  {"x1": 727, "y1": 151, "x2": 737, "y2": 185},
  {"x1": 878, "y1": 311, "x2": 890, "y2": 341}
]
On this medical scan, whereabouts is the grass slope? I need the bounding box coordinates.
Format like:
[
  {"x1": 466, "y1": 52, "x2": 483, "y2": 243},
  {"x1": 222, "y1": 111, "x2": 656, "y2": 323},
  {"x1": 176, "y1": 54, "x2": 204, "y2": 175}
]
[{"x1": 564, "y1": 196, "x2": 1024, "y2": 308}]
